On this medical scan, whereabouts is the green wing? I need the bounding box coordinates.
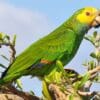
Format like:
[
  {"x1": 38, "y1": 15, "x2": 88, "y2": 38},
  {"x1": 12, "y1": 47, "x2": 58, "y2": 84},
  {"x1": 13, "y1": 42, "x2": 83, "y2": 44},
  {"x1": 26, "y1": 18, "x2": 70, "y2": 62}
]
[{"x1": 2, "y1": 28, "x2": 76, "y2": 81}]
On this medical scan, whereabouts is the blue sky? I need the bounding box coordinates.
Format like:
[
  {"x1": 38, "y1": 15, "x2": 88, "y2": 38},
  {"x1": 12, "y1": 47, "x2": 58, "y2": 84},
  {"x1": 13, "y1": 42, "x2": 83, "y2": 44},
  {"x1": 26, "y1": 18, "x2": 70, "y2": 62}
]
[
  {"x1": 6, "y1": 0, "x2": 100, "y2": 25},
  {"x1": 0, "y1": 0, "x2": 100, "y2": 97}
]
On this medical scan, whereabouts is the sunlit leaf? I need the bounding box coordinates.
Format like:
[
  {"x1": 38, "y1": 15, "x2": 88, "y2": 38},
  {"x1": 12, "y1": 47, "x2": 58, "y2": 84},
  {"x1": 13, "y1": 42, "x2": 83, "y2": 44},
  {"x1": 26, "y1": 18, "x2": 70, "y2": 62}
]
[
  {"x1": 74, "y1": 81, "x2": 80, "y2": 90},
  {"x1": 44, "y1": 70, "x2": 62, "y2": 84},
  {"x1": 69, "y1": 94, "x2": 74, "y2": 100},
  {"x1": 16, "y1": 79, "x2": 23, "y2": 90},
  {"x1": 78, "y1": 73, "x2": 90, "y2": 88},
  {"x1": 42, "y1": 80, "x2": 52, "y2": 100},
  {"x1": 56, "y1": 60, "x2": 64, "y2": 72},
  {"x1": 74, "y1": 73, "x2": 90, "y2": 89}
]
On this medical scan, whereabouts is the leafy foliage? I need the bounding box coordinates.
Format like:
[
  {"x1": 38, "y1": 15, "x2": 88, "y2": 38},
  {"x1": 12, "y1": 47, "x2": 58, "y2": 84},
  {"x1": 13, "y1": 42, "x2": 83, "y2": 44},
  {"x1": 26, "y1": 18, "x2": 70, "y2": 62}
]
[
  {"x1": 43, "y1": 31, "x2": 100, "y2": 100},
  {"x1": 0, "y1": 32, "x2": 100, "y2": 100}
]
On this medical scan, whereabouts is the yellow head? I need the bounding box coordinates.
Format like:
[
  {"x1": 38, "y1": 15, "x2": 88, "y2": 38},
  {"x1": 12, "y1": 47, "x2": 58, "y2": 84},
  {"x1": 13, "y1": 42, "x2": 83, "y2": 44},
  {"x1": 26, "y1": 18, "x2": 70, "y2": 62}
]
[{"x1": 77, "y1": 7, "x2": 100, "y2": 26}]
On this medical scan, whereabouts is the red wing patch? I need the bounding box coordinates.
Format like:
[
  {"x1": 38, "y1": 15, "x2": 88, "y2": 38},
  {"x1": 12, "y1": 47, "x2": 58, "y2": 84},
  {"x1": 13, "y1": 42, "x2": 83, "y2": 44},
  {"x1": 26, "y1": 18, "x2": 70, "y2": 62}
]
[{"x1": 40, "y1": 59, "x2": 52, "y2": 64}]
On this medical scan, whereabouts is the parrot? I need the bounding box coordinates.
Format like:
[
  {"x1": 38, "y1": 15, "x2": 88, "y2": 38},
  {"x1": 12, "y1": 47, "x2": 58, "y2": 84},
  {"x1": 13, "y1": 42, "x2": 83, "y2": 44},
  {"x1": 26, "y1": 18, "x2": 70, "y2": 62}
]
[{"x1": 0, "y1": 7, "x2": 100, "y2": 84}]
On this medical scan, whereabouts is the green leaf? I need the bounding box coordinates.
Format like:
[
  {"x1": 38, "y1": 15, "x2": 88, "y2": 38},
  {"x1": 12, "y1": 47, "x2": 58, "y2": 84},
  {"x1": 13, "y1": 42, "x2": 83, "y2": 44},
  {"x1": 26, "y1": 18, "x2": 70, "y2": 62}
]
[
  {"x1": 84, "y1": 36, "x2": 93, "y2": 42},
  {"x1": 30, "y1": 90, "x2": 35, "y2": 96},
  {"x1": 74, "y1": 81, "x2": 80, "y2": 90},
  {"x1": 78, "y1": 73, "x2": 90, "y2": 88},
  {"x1": 84, "y1": 35, "x2": 94, "y2": 45},
  {"x1": 89, "y1": 60, "x2": 95, "y2": 70},
  {"x1": 74, "y1": 73, "x2": 90, "y2": 89},
  {"x1": 4, "y1": 35, "x2": 10, "y2": 40},
  {"x1": 44, "y1": 70, "x2": 62, "y2": 84},
  {"x1": 1, "y1": 55, "x2": 9, "y2": 61},
  {"x1": 96, "y1": 52, "x2": 100, "y2": 60},
  {"x1": 90, "y1": 52, "x2": 97, "y2": 59},
  {"x1": 82, "y1": 60, "x2": 88, "y2": 67},
  {"x1": 0, "y1": 64, "x2": 7, "y2": 69},
  {"x1": 16, "y1": 79, "x2": 23, "y2": 90},
  {"x1": 69, "y1": 94, "x2": 74, "y2": 100},
  {"x1": 42, "y1": 80, "x2": 52, "y2": 100},
  {"x1": 56, "y1": 60, "x2": 64, "y2": 72},
  {"x1": 0, "y1": 33, "x2": 3, "y2": 39},
  {"x1": 93, "y1": 31, "x2": 97, "y2": 38},
  {"x1": 12, "y1": 34, "x2": 16, "y2": 45},
  {"x1": 94, "y1": 75, "x2": 100, "y2": 82}
]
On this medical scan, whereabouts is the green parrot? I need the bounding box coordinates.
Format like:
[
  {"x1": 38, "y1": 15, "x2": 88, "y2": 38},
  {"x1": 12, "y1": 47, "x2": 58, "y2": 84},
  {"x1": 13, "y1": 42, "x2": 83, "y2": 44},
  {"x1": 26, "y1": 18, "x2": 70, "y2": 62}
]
[{"x1": 0, "y1": 7, "x2": 100, "y2": 84}]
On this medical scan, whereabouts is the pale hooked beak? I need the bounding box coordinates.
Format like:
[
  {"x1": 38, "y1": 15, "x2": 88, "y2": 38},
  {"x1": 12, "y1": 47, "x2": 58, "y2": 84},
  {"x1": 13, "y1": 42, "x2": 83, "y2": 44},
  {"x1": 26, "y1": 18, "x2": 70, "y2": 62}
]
[{"x1": 91, "y1": 11, "x2": 100, "y2": 28}]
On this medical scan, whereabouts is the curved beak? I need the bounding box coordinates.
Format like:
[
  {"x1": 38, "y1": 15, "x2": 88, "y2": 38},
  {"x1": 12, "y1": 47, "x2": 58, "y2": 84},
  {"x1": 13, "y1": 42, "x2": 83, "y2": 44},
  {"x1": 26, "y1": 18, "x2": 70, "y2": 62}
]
[{"x1": 91, "y1": 10, "x2": 100, "y2": 28}]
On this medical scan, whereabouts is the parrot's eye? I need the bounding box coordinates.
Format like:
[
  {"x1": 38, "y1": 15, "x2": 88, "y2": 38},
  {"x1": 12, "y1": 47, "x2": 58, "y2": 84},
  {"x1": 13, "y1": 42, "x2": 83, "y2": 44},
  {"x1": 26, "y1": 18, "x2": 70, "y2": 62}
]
[{"x1": 86, "y1": 12, "x2": 91, "y2": 16}]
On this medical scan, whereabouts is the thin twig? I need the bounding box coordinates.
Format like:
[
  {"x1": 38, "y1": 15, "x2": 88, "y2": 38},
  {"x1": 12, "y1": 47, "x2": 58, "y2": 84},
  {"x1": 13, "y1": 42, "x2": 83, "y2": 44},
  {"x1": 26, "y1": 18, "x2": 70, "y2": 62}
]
[
  {"x1": 88, "y1": 66, "x2": 100, "y2": 78},
  {"x1": 78, "y1": 90, "x2": 97, "y2": 97},
  {"x1": 0, "y1": 41, "x2": 16, "y2": 64},
  {"x1": 9, "y1": 43, "x2": 16, "y2": 64},
  {"x1": 0, "y1": 85, "x2": 40, "y2": 100}
]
